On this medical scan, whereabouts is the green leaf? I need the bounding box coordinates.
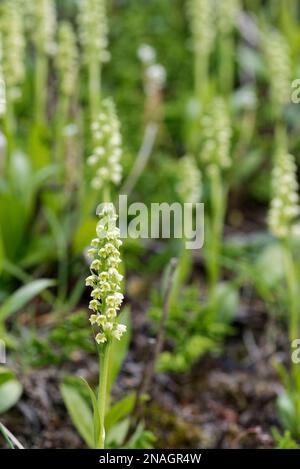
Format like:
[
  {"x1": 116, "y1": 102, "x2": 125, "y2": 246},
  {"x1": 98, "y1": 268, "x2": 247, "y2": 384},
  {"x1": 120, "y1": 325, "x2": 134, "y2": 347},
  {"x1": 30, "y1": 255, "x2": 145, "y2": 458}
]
[
  {"x1": 0, "y1": 368, "x2": 15, "y2": 386},
  {"x1": 0, "y1": 192, "x2": 27, "y2": 260},
  {"x1": 105, "y1": 393, "x2": 136, "y2": 433},
  {"x1": 8, "y1": 152, "x2": 32, "y2": 208},
  {"x1": 256, "y1": 242, "x2": 285, "y2": 288},
  {"x1": 277, "y1": 390, "x2": 300, "y2": 438},
  {"x1": 106, "y1": 418, "x2": 130, "y2": 447},
  {"x1": 28, "y1": 123, "x2": 51, "y2": 171},
  {"x1": 79, "y1": 377, "x2": 101, "y2": 448},
  {"x1": 0, "y1": 279, "x2": 55, "y2": 322},
  {"x1": 60, "y1": 382, "x2": 94, "y2": 448},
  {"x1": 214, "y1": 282, "x2": 239, "y2": 324},
  {"x1": 0, "y1": 367, "x2": 23, "y2": 414},
  {"x1": 272, "y1": 429, "x2": 300, "y2": 449},
  {"x1": 274, "y1": 362, "x2": 292, "y2": 390}
]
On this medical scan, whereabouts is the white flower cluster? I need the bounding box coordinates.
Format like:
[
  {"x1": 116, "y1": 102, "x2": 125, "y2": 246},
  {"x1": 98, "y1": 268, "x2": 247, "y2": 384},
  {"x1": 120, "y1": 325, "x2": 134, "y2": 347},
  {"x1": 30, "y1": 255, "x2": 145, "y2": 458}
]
[
  {"x1": 88, "y1": 98, "x2": 123, "y2": 190},
  {"x1": 201, "y1": 97, "x2": 232, "y2": 169},
  {"x1": 176, "y1": 154, "x2": 202, "y2": 204},
  {"x1": 78, "y1": 0, "x2": 109, "y2": 64},
  {"x1": 86, "y1": 204, "x2": 126, "y2": 344},
  {"x1": 56, "y1": 22, "x2": 78, "y2": 97},
  {"x1": 217, "y1": 0, "x2": 240, "y2": 35},
  {"x1": 31, "y1": 0, "x2": 56, "y2": 55},
  {"x1": 188, "y1": 0, "x2": 215, "y2": 59},
  {"x1": 268, "y1": 152, "x2": 300, "y2": 239},
  {"x1": 0, "y1": 2, "x2": 25, "y2": 98},
  {"x1": 137, "y1": 44, "x2": 166, "y2": 96},
  {"x1": 263, "y1": 29, "x2": 291, "y2": 108}
]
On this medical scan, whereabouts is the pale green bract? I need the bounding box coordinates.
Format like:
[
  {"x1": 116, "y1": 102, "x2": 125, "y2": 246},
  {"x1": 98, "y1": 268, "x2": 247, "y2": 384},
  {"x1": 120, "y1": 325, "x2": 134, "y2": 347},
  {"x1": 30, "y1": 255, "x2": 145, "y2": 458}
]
[
  {"x1": 86, "y1": 204, "x2": 126, "y2": 345},
  {"x1": 268, "y1": 152, "x2": 300, "y2": 239}
]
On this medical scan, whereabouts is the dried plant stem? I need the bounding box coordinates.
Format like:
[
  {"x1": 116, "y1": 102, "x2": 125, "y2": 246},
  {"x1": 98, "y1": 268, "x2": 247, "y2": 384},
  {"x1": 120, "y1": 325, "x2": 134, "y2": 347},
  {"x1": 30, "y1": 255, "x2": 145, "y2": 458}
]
[
  {"x1": 0, "y1": 422, "x2": 24, "y2": 449},
  {"x1": 124, "y1": 258, "x2": 178, "y2": 443},
  {"x1": 121, "y1": 123, "x2": 158, "y2": 197}
]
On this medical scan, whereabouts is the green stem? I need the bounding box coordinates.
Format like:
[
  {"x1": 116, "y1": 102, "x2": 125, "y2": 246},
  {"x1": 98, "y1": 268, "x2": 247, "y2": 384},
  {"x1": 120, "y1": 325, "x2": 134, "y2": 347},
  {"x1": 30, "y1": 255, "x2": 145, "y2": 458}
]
[
  {"x1": 103, "y1": 185, "x2": 111, "y2": 204},
  {"x1": 89, "y1": 59, "x2": 101, "y2": 123},
  {"x1": 98, "y1": 342, "x2": 111, "y2": 449},
  {"x1": 55, "y1": 93, "x2": 69, "y2": 173},
  {"x1": 274, "y1": 121, "x2": 287, "y2": 155},
  {"x1": 283, "y1": 239, "x2": 298, "y2": 345},
  {"x1": 4, "y1": 93, "x2": 15, "y2": 168},
  {"x1": 283, "y1": 238, "x2": 300, "y2": 397},
  {"x1": 35, "y1": 52, "x2": 48, "y2": 125},
  {"x1": 207, "y1": 166, "x2": 225, "y2": 294},
  {"x1": 195, "y1": 50, "x2": 208, "y2": 104},
  {"x1": 219, "y1": 33, "x2": 234, "y2": 96}
]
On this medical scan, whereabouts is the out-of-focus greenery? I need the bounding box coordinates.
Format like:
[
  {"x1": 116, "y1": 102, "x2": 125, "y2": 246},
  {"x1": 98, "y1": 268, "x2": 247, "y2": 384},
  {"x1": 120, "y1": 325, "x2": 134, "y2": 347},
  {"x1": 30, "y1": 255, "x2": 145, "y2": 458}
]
[{"x1": 0, "y1": 0, "x2": 300, "y2": 448}]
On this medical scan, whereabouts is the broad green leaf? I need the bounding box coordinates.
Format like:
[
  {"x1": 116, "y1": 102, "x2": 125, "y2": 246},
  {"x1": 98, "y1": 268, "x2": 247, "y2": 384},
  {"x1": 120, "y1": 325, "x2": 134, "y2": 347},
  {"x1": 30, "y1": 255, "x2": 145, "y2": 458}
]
[
  {"x1": 0, "y1": 279, "x2": 55, "y2": 321},
  {"x1": 105, "y1": 393, "x2": 136, "y2": 433},
  {"x1": 106, "y1": 418, "x2": 130, "y2": 447},
  {"x1": 0, "y1": 368, "x2": 15, "y2": 386},
  {"x1": 8, "y1": 151, "x2": 32, "y2": 211},
  {"x1": 0, "y1": 192, "x2": 27, "y2": 260},
  {"x1": 214, "y1": 282, "x2": 239, "y2": 324},
  {"x1": 277, "y1": 390, "x2": 300, "y2": 438},
  {"x1": 79, "y1": 377, "x2": 101, "y2": 448},
  {"x1": 60, "y1": 382, "x2": 94, "y2": 448},
  {"x1": 32, "y1": 165, "x2": 58, "y2": 190},
  {"x1": 28, "y1": 123, "x2": 51, "y2": 171},
  {"x1": 0, "y1": 367, "x2": 22, "y2": 414},
  {"x1": 256, "y1": 242, "x2": 285, "y2": 288}
]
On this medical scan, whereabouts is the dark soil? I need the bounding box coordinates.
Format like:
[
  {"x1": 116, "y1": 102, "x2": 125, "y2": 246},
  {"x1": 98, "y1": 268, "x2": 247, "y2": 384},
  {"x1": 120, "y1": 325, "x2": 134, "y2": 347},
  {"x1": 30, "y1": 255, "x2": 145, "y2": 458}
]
[{"x1": 1, "y1": 288, "x2": 286, "y2": 449}]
